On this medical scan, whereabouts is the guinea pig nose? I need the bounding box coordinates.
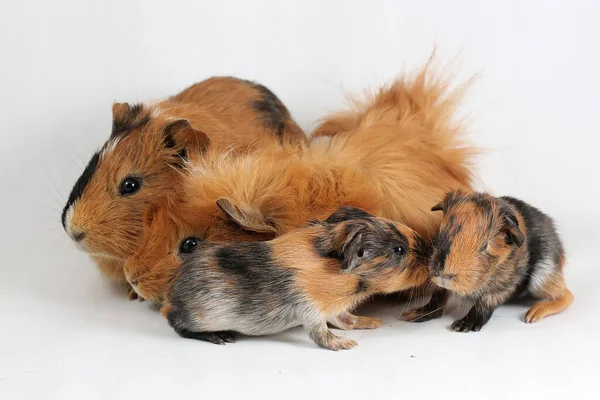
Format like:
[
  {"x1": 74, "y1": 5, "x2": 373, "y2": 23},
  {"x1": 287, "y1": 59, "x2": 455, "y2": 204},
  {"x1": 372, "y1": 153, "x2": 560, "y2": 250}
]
[{"x1": 72, "y1": 232, "x2": 86, "y2": 242}]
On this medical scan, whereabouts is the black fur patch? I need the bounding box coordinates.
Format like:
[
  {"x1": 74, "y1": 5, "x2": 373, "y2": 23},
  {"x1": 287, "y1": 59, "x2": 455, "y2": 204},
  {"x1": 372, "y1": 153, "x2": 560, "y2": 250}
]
[
  {"x1": 502, "y1": 196, "x2": 558, "y2": 295},
  {"x1": 431, "y1": 216, "x2": 462, "y2": 273},
  {"x1": 111, "y1": 104, "x2": 150, "y2": 139},
  {"x1": 61, "y1": 151, "x2": 101, "y2": 228},
  {"x1": 248, "y1": 81, "x2": 289, "y2": 140},
  {"x1": 215, "y1": 242, "x2": 274, "y2": 278},
  {"x1": 472, "y1": 193, "x2": 492, "y2": 215},
  {"x1": 413, "y1": 234, "x2": 432, "y2": 261},
  {"x1": 325, "y1": 206, "x2": 375, "y2": 224}
]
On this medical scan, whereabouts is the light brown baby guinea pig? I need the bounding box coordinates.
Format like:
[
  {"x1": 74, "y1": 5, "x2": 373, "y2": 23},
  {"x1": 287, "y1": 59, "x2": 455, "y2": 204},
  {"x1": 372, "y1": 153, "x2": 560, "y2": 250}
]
[
  {"x1": 61, "y1": 77, "x2": 306, "y2": 293},
  {"x1": 159, "y1": 206, "x2": 431, "y2": 350},
  {"x1": 124, "y1": 198, "x2": 289, "y2": 305},
  {"x1": 402, "y1": 190, "x2": 574, "y2": 332}
]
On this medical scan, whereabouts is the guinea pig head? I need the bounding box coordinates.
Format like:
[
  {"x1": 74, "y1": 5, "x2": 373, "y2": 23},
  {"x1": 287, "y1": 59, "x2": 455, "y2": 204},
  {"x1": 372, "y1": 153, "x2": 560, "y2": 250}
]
[
  {"x1": 326, "y1": 207, "x2": 431, "y2": 294},
  {"x1": 61, "y1": 103, "x2": 209, "y2": 260},
  {"x1": 123, "y1": 201, "x2": 193, "y2": 304},
  {"x1": 429, "y1": 190, "x2": 525, "y2": 295}
]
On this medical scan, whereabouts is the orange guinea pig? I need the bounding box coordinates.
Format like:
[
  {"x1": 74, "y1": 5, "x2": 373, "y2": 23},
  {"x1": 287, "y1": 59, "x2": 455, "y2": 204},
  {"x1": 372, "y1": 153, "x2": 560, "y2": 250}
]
[
  {"x1": 61, "y1": 77, "x2": 305, "y2": 295},
  {"x1": 123, "y1": 63, "x2": 477, "y2": 304},
  {"x1": 403, "y1": 190, "x2": 574, "y2": 332}
]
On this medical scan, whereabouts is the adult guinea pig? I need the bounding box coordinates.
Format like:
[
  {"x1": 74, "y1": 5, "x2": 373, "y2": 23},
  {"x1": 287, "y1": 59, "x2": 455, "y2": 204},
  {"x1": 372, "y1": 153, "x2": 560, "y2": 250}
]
[
  {"x1": 403, "y1": 190, "x2": 574, "y2": 332},
  {"x1": 61, "y1": 77, "x2": 305, "y2": 295},
  {"x1": 159, "y1": 206, "x2": 430, "y2": 350}
]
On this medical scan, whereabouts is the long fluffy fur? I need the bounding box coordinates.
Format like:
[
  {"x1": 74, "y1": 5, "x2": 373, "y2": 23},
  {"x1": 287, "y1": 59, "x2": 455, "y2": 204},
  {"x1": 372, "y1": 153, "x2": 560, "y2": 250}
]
[{"x1": 181, "y1": 63, "x2": 476, "y2": 241}]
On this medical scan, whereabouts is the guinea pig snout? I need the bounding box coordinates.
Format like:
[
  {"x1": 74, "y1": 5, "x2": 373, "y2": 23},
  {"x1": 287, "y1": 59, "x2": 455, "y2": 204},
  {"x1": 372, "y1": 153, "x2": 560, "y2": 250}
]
[
  {"x1": 433, "y1": 273, "x2": 456, "y2": 289},
  {"x1": 72, "y1": 231, "x2": 86, "y2": 242}
]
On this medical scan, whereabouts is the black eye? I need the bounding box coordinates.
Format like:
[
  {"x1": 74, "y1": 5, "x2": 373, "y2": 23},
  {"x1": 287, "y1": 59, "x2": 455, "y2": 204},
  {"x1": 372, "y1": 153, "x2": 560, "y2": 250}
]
[
  {"x1": 119, "y1": 176, "x2": 142, "y2": 196},
  {"x1": 393, "y1": 246, "x2": 405, "y2": 256},
  {"x1": 179, "y1": 237, "x2": 200, "y2": 254}
]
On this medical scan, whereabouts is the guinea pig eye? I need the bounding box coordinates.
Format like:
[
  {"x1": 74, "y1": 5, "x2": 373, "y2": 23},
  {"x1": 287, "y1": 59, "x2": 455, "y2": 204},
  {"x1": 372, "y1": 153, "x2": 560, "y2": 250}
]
[
  {"x1": 119, "y1": 176, "x2": 142, "y2": 196},
  {"x1": 393, "y1": 246, "x2": 405, "y2": 256},
  {"x1": 179, "y1": 237, "x2": 201, "y2": 254}
]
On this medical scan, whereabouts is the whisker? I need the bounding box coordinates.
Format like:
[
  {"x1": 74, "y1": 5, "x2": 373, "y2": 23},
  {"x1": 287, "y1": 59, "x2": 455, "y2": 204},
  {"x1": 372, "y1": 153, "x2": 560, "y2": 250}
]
[
  {"x1": 407, "y1": 305, "x2": 445, "y2": 323},
  {"x1": 46, "y1": 170, "x2": 66, "y2": 203}
]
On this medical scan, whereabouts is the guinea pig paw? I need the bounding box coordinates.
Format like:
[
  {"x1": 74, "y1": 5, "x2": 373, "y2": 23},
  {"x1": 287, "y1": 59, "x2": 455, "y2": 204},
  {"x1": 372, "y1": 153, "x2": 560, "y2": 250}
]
[
  {"x1": 525, "y1": 303, "x2": 549, "y2": 323},
  {"x1": 325, "y1": 335, "x2": 358, "y2": 351},
  {"x1": 127, "y1": 286, "x2": 139, "y2": 301},
  {"x1": 330, "y1": 313, "x2": 383, "y2": 330},
  {"x1": 352, "y1": 316, "x2": 384, "y2": 330},
  {"x1": 195, "y1": 331, "x2": 237, "y2": 345},
  {"x1": 204, "y1": 331, "x2": 236, "y2": 344},
  {"x1": 451, "y1": 315, "x2": 483, "y2": 333}
]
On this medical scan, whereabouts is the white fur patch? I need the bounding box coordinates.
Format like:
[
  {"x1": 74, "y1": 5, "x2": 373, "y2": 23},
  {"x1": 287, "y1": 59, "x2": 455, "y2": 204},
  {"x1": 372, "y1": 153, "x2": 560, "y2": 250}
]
[
  {"x1": 64, "y1": 205, "x2": 75, "y2": 238},
  {"x1": 101, "y1": 136, "x2": 122, "y2": 158},
  {"x1": 528, "y1": 256, "x2": 556, "y2": 296}
]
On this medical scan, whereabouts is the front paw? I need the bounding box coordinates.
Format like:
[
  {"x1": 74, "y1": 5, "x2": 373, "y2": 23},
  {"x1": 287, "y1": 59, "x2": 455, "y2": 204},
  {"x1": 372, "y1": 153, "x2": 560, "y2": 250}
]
[
  {"x1": 401, "y1": 305, "x2": 444, "y2": 323},
  {"x1": 451, "y1": 314, "x2": 485, "y2": 332},
  {"x1": 127, "y1": 285, "x2": 145, "y2": 302}
]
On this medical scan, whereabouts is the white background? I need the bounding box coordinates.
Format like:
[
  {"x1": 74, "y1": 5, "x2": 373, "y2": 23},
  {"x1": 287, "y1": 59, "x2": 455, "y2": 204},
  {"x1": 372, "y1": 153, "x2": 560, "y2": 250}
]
[{"x1": 1, "y1": 1, "x2": 599, "y2": 399}]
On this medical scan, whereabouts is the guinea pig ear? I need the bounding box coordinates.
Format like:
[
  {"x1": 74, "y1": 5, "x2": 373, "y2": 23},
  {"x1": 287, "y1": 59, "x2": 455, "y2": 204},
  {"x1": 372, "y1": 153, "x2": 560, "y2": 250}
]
[
  {"x1": 340, "y1": 227, "x2": 365, "y2": 273},
  {"x1": 325, "y1": 206, "x2": 375, "y2": 224},
  {"x1": 162, "y1": 119, "x2": 210, "y2": 154},
  {"x1": 112, "y1": 102, "x2": 148, "y2": 137},
  {"x1": 431, "y1": 202, "x2": 444, "y2": 212},
  {"x1": 216, "y1": 198, "x2": 277, "y2": 235},
  {"x1": 502, "y1": 210, "x2": 525, "y2": 247},
  {"x1": 112, "y1": 102, "x2": 132, "y2": 124}
]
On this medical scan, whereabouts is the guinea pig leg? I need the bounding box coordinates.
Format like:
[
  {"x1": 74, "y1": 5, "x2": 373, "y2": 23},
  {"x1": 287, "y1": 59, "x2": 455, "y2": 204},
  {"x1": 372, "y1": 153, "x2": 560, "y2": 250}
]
[
  {"x1": 306, "y1": 320, "x2": 358, "y2": 351},
  {"x1": 401, "y1": 288, "x2": 449, "y2": 323},
  {"x1": 175, "y1": 328, "x2": 236, "y2": 345},
  {"x1": 328, "y1": 311, "x2": 383, "y2": 330},
  {"x1": 525, "y1": 274, "x2": 574, "y2": 323},
  {"x1": 451, "y1": 303, "x2": 495, "y2": 333}
]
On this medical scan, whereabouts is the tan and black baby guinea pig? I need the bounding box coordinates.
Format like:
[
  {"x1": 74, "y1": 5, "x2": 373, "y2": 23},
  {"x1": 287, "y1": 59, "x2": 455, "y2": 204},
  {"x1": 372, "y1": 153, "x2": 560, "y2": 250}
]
[
  {"x1": 403, "y1": 190, "x2": 574, "y2": 332},
  {"x1": 159, "y1": 206, "x2": 432, "y2": 350}
]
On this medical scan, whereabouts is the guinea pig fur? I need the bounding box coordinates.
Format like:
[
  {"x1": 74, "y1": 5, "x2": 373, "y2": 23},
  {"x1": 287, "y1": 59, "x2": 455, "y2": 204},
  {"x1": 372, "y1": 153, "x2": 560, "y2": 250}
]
[
  {"x1": 61, "y1": 77, "x2": 306, "y2": 293},
  {"x1": 121, "y1": 63, "x2": 476, "y2": 303},
  {"x1": 403, "y1": 190, "x2": 574, "y2": 332},
  {"x1": 177, "y1": 62, "x2": 476, "y2": 243},
  {"x1": 159, "y1": 206, "x2": 430, "y2": 350}
]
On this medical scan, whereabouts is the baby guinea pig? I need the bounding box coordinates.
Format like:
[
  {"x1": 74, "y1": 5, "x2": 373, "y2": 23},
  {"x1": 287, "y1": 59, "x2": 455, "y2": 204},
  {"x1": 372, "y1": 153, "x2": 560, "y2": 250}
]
[
  {"x1": 160, "y1": 206, "x2": 431, "y2": 350},
  {"x1": 61, "y1": 77, "x2": 305, "y2": 290},
  {"x1": 123, "y1": 199, "x2": 278, "y2": 305},
  {"x1": 403, "y1": 190, "x2": 574, "y2": 332}
]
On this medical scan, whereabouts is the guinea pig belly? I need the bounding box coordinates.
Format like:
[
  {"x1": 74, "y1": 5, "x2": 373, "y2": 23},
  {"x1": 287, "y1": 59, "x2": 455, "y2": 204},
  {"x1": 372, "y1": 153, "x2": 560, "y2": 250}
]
[{"x1": 204, "y1": 302, "x2": 303, "y2": 337}]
